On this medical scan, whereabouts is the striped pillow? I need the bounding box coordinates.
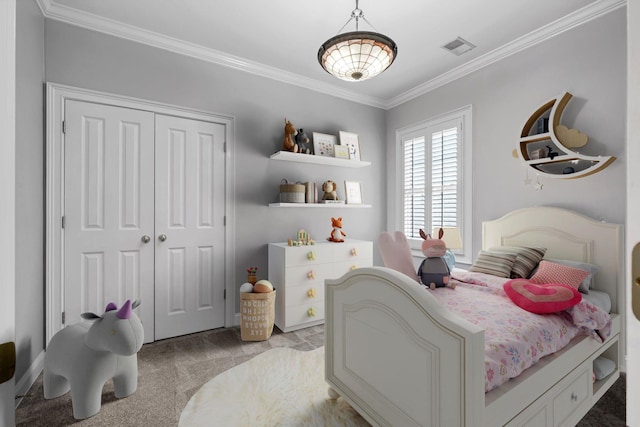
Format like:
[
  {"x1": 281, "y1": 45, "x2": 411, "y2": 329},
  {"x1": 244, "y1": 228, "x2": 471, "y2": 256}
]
[
  {"x1": 469, "y1": 250, "x2": 517, "y2": 278},
  {"x1": 489, "y1": 246, "x2": 547, "y2": 279}
]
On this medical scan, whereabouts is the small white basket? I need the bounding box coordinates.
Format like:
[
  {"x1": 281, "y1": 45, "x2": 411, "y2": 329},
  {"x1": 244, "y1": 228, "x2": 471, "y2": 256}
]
[{"x1": 279, "y1": 180, "x2": 305, "y2": 203}]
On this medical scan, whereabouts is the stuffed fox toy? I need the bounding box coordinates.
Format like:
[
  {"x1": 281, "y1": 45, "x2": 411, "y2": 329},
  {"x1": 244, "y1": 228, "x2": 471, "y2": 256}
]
[{"x1": 327, "y1": 217, "x2": 346, "y2": 242}]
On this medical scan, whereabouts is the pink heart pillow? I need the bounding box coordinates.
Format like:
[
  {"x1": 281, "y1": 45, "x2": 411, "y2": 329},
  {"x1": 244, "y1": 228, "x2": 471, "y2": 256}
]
[{"x1": 503, "y1": 278, "x2": 582, "y2": 314}]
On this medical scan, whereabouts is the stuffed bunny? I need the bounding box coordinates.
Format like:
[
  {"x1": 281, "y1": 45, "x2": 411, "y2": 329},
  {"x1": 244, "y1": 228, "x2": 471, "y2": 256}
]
[{"x1": 417, "y1": 228, "x2": 455, "y2": 289}]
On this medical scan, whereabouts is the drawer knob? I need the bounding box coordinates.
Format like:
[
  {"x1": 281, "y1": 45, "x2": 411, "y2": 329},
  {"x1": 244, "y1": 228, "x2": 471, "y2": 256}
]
[
  {"x1": 307, "y1": 288, "x2": 317, "y2": 298},
  {"x1": 351, "y1": 264, "x2": 357, "y2": 270},
  {"x1": 351, "y1": 248, "x2": 358, "y2": 256},
  {"x1": 307, "y1": 307, "x2": 317, "y2": 317},
  {"x1": 307, "y1": 270, "x2": 316, "y2": 279},
  {"x1": 571, "y1": 392, "x2": 578, "y2": 402},
  {"x1": 307, "y1": 251, "x2": 316, "y2": 261}
]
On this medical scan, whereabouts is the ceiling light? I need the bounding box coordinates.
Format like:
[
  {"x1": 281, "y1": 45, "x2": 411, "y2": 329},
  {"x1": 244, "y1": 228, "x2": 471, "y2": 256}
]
[{"x1": 318, "y1": 0, "x2": 397, "y2": 82}]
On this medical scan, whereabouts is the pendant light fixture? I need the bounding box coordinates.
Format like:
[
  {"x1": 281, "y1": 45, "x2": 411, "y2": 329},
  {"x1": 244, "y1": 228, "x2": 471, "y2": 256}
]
[{"x1": 318, "y1": 0, "x2": 397, "y2": 82}]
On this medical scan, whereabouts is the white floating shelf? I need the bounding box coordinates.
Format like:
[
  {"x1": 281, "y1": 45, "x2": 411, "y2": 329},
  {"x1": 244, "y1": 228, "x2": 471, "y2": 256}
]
[
  {"x1": 270, "y1": 150, "x2": 371, "y2": 168},
  {"x1": 269, "y1": 203, "x2": 372, "y2": 208}
]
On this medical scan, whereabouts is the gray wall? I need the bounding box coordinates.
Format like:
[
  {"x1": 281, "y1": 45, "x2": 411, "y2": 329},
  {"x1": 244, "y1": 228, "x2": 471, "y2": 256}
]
[
  {"x1": 15, "y1": 0, "x2": 45, "y2": 383},
  {"x1": 43, "y1": 19, "x2": 387, "y2": 314},
  {"x1": 386, "y1": 8, "x2": 627, "y2": 261}
]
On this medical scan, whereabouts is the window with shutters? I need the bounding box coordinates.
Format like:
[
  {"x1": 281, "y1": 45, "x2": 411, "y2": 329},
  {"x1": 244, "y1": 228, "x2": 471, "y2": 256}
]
[{"x1": 395, "y1": 106, "x2": 472, "y2": 262}]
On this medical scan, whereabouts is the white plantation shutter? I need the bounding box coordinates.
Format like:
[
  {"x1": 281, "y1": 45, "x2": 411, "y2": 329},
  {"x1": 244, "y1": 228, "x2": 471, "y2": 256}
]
[
  {"x1": 431, "y1": 126, "x2": 459, "y2": 230},
  {"x1": 403, "y1": 136, "x2": 426, "y2": 239},
  {"x1": 401, "y1": 116, "x2": 464, "y2": 251}
]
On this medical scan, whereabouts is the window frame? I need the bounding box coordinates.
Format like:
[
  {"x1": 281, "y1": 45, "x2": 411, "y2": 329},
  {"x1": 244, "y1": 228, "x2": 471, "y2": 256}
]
[{"x1": 393, "y1": 105, "x2": 473, "y2": 264}]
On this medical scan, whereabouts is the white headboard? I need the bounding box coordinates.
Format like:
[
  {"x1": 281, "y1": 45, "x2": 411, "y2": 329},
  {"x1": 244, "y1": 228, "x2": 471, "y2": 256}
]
[{"x1": 482, "y1": 206, "x2": 623, "y2": 314}]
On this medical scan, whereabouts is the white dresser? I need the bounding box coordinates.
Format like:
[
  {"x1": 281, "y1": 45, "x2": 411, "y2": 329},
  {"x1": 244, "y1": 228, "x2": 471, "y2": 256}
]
[{"x1": 268, "y1": 240, "x2": 373, "y2": 332}]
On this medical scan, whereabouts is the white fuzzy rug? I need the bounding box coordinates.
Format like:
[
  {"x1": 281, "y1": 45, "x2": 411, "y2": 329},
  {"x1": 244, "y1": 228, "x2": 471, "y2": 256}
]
[{"x1": 179, "y1": 346, "x2": 369, "y2": 426}]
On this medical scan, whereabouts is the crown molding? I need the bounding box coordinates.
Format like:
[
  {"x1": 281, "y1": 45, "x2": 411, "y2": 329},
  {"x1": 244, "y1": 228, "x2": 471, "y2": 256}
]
[
  {"x1": 36, "y1": 0, "x2": 387, "y2": 109},
  {"x1": 385, "y1": 0, "x2": 627, "y2": 109},
  {"x1": 38, "y1": 0, "x2": 625, "y2": 111}
]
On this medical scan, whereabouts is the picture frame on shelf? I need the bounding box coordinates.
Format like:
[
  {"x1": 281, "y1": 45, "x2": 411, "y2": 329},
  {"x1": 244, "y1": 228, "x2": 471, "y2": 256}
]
[
  {"x1": 339, "y1": 131, "x2": 361, "y2": 161},
  {"x1": 344, "y1": 181, "x2": 363, "y2": 204},
  {"x1": 313, "y1": 132, "x2": 337, "y2": 157},
  {"x1": 334, "y1": 144, "x2": 350, "y2": 159}
]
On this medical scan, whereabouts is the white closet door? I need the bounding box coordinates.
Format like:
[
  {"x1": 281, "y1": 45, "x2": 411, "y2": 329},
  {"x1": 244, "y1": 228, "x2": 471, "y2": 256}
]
[
  {"x1": 64, "y1": 100, "x2": 155, "y2": 342},
  {"x1": 154, "y1": 114, "x2": 226, "y2": 339}
]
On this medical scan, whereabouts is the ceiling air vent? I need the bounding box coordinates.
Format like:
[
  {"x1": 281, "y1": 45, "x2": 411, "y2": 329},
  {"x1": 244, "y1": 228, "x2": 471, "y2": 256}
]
[{"x1": 442, "y1": 37, "x2": 476, "y2": 56}]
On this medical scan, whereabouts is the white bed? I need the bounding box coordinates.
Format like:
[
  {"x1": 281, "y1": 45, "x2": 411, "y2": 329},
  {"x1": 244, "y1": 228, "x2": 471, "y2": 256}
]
[{"x1": 325, "y1": 207, "x2": 622, "y2": 427}]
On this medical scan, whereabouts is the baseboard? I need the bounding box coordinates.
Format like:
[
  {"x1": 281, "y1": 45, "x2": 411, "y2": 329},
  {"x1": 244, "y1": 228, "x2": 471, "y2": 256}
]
[
  {"x1": 233, "y1": 312, "x2": 240, "y2": 326},
  {"x1": 14, "y1": 350, "x2": 44, "y2": 409}
]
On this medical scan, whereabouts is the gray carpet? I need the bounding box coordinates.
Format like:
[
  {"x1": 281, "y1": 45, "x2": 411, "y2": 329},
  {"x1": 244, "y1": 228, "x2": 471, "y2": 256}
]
[{"x1": 16, "y1": 325, "x2": 625, "y2": 426}]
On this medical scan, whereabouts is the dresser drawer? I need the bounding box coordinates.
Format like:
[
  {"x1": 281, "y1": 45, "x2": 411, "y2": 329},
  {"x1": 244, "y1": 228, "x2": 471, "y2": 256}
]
[
  {"x1": 286, "y1": 284, "x2": 324, "y2": 307},
  {"x1": 284, "y1": 263, "x2": 334, "y2": 286},
  {"x1": 284, "y1": 245, "x2": 334, "y2": 266},
  {"x1": 552, "y1": 368, "x2": 590, "y2": 426},
  {"x1": 285, "y1": 301, "x2": 325, "y2": 327},
  {"x1": 334, "y1": 258, "x2": 373, "y2": 277},
  {"x1": 332, "y1": 241, "x2": 373, "y2": 262}
]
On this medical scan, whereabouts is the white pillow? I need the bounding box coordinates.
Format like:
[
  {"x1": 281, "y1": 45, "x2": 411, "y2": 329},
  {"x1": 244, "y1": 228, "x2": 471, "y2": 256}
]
[{"x1": 593, "y1": 356, "x2": 616, "y2": 380}]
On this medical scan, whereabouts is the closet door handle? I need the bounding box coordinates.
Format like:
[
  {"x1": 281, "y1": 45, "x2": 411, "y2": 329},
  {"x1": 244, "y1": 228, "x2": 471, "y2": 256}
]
[
  {"x1": 158, "y1": 234, "x2": 167, "y2": 242},
  {"x1": 141, "y1": 235, "x2": 151, "y2": 244}
]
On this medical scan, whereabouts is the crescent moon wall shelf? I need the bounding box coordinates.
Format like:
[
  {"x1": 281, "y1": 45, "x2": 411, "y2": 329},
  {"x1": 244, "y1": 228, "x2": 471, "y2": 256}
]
[{"x1": 517, "y1": 92, "x2": 616, "y2": 179}]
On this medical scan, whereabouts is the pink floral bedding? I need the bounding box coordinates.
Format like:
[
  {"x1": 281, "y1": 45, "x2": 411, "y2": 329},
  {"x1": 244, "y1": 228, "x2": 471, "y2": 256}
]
[{"x1": 429, "y1": 269, "x2": 612, "y2": 392}]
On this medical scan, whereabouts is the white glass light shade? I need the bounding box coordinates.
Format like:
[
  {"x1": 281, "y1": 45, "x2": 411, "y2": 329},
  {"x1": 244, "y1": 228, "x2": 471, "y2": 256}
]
[
  {"x1": 318, "y1": 31, "x2": 397, "y2": 82},
  {"x1": 432, "y1": 227, "x2": 462, "y2": 249}
]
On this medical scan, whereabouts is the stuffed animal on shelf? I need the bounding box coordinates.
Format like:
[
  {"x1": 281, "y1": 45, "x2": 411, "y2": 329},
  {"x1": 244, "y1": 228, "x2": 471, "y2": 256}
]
[
  {"x1": 321, "y1": 180, "x2": 338, "y2": 200},
  {"x1": 282, "y1": 118, "x2": 299, "y2": 153},
  {"x1": 327, "y1": 216, "x2": 346, "y2": 243},
  {"x1": 295, "y1": 129, "x2": 313, "y2": 154},
  {"x1": 417, "y1": 228, "x2": 454, "y2": 289}
]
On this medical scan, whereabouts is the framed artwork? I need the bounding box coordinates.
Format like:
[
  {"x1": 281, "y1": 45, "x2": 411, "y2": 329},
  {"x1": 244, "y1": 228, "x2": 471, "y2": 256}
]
[
  {"x1": 344, "y1": 181, "x2": 363, "y2": 204},
  {"x1": 313, "y1": 132, "x2": 337, "y2": 157},
  {"x1": 334, "y1": 144, "x2": 350, "y2": 159},
  {"x1": 339, "y1": 131, "x2": 361, "y2": 161}
]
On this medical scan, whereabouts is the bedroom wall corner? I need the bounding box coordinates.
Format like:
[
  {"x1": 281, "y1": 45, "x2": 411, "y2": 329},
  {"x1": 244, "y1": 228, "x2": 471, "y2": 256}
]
[{"x1": 14, "y1": 0, "x2": 45, "y2": 392}]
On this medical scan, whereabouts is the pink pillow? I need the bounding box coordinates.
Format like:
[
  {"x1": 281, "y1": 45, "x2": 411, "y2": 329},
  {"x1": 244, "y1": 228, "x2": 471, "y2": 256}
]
[
  {"x1": 503, "y1": 279, "x2": 582, "y2": 314},
  {"x1": 529, "y1": 260, "x2": 590, "y2": 289},
  {"x1": 378, "y1": 231, "x2": 420, "y2": 283}
]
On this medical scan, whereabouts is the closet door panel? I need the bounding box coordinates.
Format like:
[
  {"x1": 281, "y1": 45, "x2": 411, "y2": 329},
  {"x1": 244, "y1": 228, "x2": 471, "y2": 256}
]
[
  {"x1": 64, "y1": 100, "x2": 155, "y2": 342},
  {"x1": 155, "y1": 114, "x2": 226, "y2": 339}
]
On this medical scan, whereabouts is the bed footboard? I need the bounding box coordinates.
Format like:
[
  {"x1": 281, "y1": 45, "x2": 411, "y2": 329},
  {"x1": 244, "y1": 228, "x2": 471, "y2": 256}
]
[{"x1": 325, "y1": 267, "x2": 485, "y2": 427}]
